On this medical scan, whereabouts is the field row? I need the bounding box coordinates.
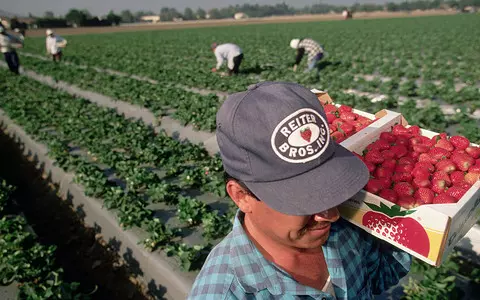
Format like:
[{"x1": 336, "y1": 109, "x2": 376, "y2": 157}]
[{"x1": 0, "y1": 72, "x2": 234, "y2": 272}]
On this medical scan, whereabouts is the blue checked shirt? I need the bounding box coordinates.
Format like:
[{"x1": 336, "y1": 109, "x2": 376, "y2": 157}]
[{"x1": 189, "y1": 211, "x2": 411, "y2": 300}]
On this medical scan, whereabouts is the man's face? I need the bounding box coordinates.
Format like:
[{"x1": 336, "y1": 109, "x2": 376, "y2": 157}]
[{"x1": 247, "y1": 195, "x2": 340, "y2": 250}]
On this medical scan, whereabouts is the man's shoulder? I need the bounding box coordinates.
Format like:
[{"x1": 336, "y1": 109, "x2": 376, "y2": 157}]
[{"x1": 188, "y1": 232, "x2": 236, "y2": 299}]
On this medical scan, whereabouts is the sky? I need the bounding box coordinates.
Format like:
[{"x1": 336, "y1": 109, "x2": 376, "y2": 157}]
[{"x1": 2, "y1": 0, "x2": 403, "y2": 17}]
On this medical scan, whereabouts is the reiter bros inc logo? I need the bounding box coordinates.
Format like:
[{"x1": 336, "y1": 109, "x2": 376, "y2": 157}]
[{"x1": 271, "y1": 108, "x2": 330, "y2": 163}]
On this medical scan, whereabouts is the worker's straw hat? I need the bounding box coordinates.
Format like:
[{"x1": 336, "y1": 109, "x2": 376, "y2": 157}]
[
  {"x1": 46, "y1": 29, "x2": 53, "y2": 36},
  {"x1": 290, "y1": 39, "x2": 300, "y2": 49}
]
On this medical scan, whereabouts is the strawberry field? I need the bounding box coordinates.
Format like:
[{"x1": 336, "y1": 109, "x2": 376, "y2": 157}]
[{"x1": 1, "y1": 13, "x2": 480, "y2": 299}]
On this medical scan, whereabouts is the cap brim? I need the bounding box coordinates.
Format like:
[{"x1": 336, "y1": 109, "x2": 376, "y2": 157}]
[{"x1": 244, "y1": 143, "x2": 369, "y2": 216}]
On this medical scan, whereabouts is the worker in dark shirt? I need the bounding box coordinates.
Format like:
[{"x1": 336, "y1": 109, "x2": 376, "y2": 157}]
[{"x1": 290, "y1": 38, "x2": 324, "y2": 73}]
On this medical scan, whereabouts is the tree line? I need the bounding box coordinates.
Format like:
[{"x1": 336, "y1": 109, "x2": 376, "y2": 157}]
[{"x1": 21, "y1": 0, "x2": 480, "y2": 29}]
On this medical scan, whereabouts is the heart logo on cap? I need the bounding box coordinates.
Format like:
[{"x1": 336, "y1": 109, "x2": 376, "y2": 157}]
[{"x1": 271, "y1": 108, "x2": 330, "y2": 163}]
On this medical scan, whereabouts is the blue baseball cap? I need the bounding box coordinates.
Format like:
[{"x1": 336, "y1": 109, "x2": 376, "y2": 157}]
[{"x1": 216, "y1": 81, "x2": 369, "y2": 215}]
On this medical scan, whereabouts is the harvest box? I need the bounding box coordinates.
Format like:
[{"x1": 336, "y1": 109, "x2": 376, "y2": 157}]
[{"x1": 337, "y1": 112, "x2": 480, "y2": 266}]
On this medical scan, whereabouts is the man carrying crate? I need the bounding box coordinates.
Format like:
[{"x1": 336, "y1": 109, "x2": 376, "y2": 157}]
[
  {"x1": 189, "y1": 82, "x2": 411, "y2": 300},
  {"x1": 290, "y1": 38, "x2": 325, "y2": 73},
  {"x1": 0, "y1": 27, "x2": 23, "y2": 75},
  {"x1": 46, "y1": 29, "x2": 67, "y2": 62},
  {"x1": 211, "y1": 42, "x2": 244, "y2": 76}
]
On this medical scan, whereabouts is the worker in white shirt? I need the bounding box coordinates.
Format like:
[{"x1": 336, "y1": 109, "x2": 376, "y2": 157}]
[
  {"x1": 211, "y1": 43, "x2": 244, "y2": 76},
  {"x1": 46, "y1": 29, "x2": 66, "y2": 62},
  {"x1": 0, "y1": 27, "x2": 23, "y2": 74},
  {"x1": 290, "y1": 38, "x2": 325, "y2": 73}
]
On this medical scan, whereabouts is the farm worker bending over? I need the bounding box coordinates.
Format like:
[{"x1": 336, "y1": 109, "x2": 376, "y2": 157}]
[
  {"x1": 0, "y1": 26, "x2": 23, "y2": 75},
  {"x1": 188, "y1": 82, "x2": 411, "y2": 300},
  {"x1": 46, "y1": 29, "x2": 67, "y2": 62},
  {"x1": 290, "y1": 38, "x2": 325, "y2": 72},
  {"x1": 211, "y1": 43, "x2": 243, "y2": 76}
]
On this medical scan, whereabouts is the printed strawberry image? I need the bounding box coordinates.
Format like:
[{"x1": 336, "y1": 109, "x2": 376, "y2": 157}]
[
  {"x1": 362, "y1": 202, "x2": 430, "y2": 257},
  {"x1": 300, "y1": 127, "x2": 312, "y2": 142}
]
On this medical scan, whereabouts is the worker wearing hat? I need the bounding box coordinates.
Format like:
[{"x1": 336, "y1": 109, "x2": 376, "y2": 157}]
[
  {"x1": 189, "y1": 82, "x2": 411, "y2": 299},
  {"x1": 211, "y1": 42, "x2": 243, "y2": 76},
  {"x1": 46, "y1": 29, "x2": 66, "y2": 62},
  {"x1": 0, "y1": 26, "x2": 23, "y2": 74},
  {"x1": 290, "y1": 38, "x2": 325, "y2": 73}
]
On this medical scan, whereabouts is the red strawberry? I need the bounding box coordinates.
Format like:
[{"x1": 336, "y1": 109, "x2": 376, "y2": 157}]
[
  {"x1": 378, "y1": 178, "x2": 393, "y2": 190},
  {"x1": 395, "y1": 136, "x2": 410, "y2": 146},
  {"x1": 428, "y1": 148, "x2": 451, "y2": 164},
  {"x1": 326, "y1": 113, "x2": 337, "y2": 123},
  {"x1": 413, "y1": 144, "x2": 430, "y2": 153},
  {"x1": 362, "y1": 204, "x2": 430, "y2": 257},
  {"x1": 391, "y1": 145, "x2": 408, "y2": 158},
  {"x1": 433, "y1": 194, "x2": 457, "y2": 204},
  {"x1": 374, "y1": 139, "x2": 391, "y2": 151},
  {"x1": 435, "y1": 139, "x2": 454, "y2": 152},
  {"x1": 398, "y1": 157, "x2": 415, "y2": 166},
  {"x1": 419, "y1": 136, "x2": 435, "y2": 147},
  {"x1": 454, "y1": 181, "x2": 472, "y2": 190},
  {"x1": 379, "y1": 189, "x2": 398, "y2": 203},
  {"x1": 300, "y1": 127, "x2": 312, "y2": 142},
  {"x1": 418, "y1": 153, "x2": 437, "y2": 164},
  {"x1": 445, "y1": 186, "x2": 468, "y2": 201},
  {"x1": 450, "y1": 136, "x2": 470, "y2": 150},
  {"x1": 332, "y1": 118, "x2": 344, "y2": 127},
  {"x1": 414, "y1": 188, "x2": 434, "y2": 205},
  {"x1": 451, "y1": 153, "x2": 475, "y2": 171},
  {"x1": 465, "y1": 172, "x2": 480, "y2": 185},
  {"x1": 375, "y1": 167, "x2": 393, "y2": 179},
  {"x1": 338, "y1": 123, "x2": 355, "y2": 136},
  {"x1": 393, "y1": 182, "x2": 414, "y2": 196},
  {"x1": 338, "y1": 105, "x2": 352, "y2": 113},
  {"x1": 365, "y1": 179, "x2": 383, "y2": 194},
  {"x1": 381, "y1": 150, "x2": 396, "y2": 159},
  {"x1": 340, "y1": 112, "x2": 357, "y2": 122},
  {"x1": 392, "y1": 172, "x2": 413, "y2": 183},
  {"x1": 395, "y1": 164, "x2": 414, "y2": 173},
  {"x1": 414, "y1": 162, "x2": 435, "y2": 173},
  {"x1": 432, "y1": 133, "x2": 448, "y2": 142},
  {"x1": 450, "y1": 171, "x2": 466, "y2": 185},
  {"x1": 476, "y1": 159, "x2": 480, "y2": 166},
  {"x1": 324, "y1": 104, "x2": 338, "y2": 114},
  {"x1": 408, "y1": 125, "x2": 421, "y2": 136},
  {"x1": 331, "y1": 131, "x2": 345, "y2": 142},
  {"x1": 465, "y1": 146, "x2": 480, "y2": 159},
  {"x1": 413, "y1": 177, "x2": 431, "y2": 189},
  {"x1": 407, "y1": 151, "x2": 421, "y2": 161},
  {"x1": 364, "y1": 161, "x2": 376, "y2": 173},
  {"x1": 432, "y1": 179, "x2": 448, "y2": 194},
  {"x1": 392, "y1": 124, "x2": 410, "y2": 136},
  {"x1": 365, "y1": 150, "x2": 384, "y2": 164},
  {"x1": 452, "y1": 149, "x2": 466, "y2": 156},
  {"x1": 409, "y1": 137, "x2": 423, "y2": 146},
  {"x1": 435, "y1": 160, "x2": 456, "y2": 174},
  {"x1": 397, "y1": 196, "x2": 417, "y2": 209},
  {"x1": 468, "y1": 165, "x2": 480, "y2": 174},
  {"x1": 412, "y1": 167, "x2": 431, "y2": 180},
  {"x1": 381, "y1": 159, "x2": 396, "y2": 171},
  {"x1": 380, "y1": 132, "x2": 397, "y2": 143},
  {"x1": 432, "y1": 171, "x2": 452, "y2": 186}
]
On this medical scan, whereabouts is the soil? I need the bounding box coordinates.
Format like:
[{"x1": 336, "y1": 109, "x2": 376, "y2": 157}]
[
  {"x1": 0, "y1": 130, "x2": 160, "y2": 299},
  {"x1": 25, "y1": 10, "x2": 457, "y2": 37}
]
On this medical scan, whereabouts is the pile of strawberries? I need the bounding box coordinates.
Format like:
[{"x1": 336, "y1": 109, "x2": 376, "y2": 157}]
[
  {"x1": 356, "y1": 124, "x2": 480, "y2": 209},
  {"x1": 322, "y1": 104, "x2": 374, "y2": 143}
]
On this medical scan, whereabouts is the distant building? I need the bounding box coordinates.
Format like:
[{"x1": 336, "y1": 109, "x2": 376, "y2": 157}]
[
  {"x1": 173, "y1": 17, "x2": 183, "y2": 22},
  {"x1": 140, "y1": 15, "x2": 161, "y2": 23},
  {"x1": 234, "y1": 12, "x2": 248, "y2": 20}
]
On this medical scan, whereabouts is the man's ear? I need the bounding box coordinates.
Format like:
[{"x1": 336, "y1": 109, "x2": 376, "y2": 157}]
[{"x1": 226, "y1": 180, "x2": 254, "y2": 213}]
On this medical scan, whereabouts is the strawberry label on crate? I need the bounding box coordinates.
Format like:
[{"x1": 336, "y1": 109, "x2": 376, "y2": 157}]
[
  {"x1": 362, "y1": 202, "x2": 430, "y2": 257},
  {"x1": 271, "y1": 108, "x2": 329, "y2": 163}
]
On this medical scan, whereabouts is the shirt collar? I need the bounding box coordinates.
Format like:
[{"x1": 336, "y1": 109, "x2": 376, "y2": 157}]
[{"x1": 229, "y1": 210, "x2": 335, "y2": 296}]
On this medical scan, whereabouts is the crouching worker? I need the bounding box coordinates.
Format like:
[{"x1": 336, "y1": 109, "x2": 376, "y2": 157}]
[
  {"x1": 290, "y1": 38, "x2": 325, "y2": 73},
  {"x1": 211, "y1": 43, "x2": 243, "y2": 76}
]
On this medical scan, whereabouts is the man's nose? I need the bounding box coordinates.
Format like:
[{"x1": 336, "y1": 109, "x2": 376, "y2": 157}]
[{"x1": 313, "y1": 207, "x2": 340, "y2": 222}]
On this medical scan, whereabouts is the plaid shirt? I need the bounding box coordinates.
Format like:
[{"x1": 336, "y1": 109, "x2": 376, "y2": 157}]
[
  {"x1": 189, "y1": 211, "x2": 411, "y2": 300},
  {"x1": 298, "y1": 39, "x2": 324, "y2": 63}
]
